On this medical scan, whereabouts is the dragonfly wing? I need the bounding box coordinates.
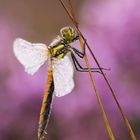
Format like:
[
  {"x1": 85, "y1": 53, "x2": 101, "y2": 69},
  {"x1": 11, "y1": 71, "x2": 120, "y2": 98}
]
[
  {"x1": 52, "y1": 55, "x2": 74, "y2": 97},
  {"x1": 13, "y1": 38, "x2": 48, "y2": 75}
]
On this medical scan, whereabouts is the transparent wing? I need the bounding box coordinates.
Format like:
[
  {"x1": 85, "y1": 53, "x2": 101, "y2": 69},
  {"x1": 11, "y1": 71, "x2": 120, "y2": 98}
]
[
  {"x1": 52, "y1": 55, "x2": 74, "y2": 97},
  {"x1": 13, "y1": 38, "x2": 48, "y2": 75}
]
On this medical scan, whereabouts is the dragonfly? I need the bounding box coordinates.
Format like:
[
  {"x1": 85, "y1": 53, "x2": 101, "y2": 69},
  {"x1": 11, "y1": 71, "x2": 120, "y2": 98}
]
[{"x1": 13, "y1": 26, "x2": 107, "y2": 139}]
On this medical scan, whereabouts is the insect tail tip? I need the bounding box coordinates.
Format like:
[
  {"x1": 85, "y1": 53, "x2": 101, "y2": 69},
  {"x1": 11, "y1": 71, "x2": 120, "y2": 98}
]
[{"x1": 38, "y1": 131, "x2": 47, "y2": 139}]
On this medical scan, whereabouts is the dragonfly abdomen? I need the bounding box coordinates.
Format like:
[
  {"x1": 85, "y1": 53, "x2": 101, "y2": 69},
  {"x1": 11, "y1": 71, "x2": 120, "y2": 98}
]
[{"x1": 38, "y1": 67, "x2": 54, "y2": 139}]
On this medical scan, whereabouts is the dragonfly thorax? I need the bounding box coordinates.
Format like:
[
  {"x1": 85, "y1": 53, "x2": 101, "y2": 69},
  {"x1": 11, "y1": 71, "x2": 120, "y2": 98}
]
[{"x1": 50, "y1": 43, "x2": 69, "y2": 60}]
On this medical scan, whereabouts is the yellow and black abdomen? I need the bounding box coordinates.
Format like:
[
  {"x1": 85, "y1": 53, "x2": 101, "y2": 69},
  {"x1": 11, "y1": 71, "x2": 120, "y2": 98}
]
[
  {"x1": 51, "y1": 44, "x2": 69, "y2": 60},
  {"x1": 38, "y1": 66, "x2": 54, "y2": 139}
]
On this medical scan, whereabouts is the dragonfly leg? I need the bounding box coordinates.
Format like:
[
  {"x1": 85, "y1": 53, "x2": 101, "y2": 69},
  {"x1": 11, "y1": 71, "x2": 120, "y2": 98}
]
[
  {"x1": 71, "y1": 40, "x2": 86, "y2": 58},
  {"x1": 71, "y1": 53, "x2": 110, "y2": 73}
]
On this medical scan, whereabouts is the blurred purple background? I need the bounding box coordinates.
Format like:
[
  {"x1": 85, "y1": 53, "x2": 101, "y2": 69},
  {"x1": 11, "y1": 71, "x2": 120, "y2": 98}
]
[{"x1": 0, "y1": 0, "x2": 140, "y2": 140}]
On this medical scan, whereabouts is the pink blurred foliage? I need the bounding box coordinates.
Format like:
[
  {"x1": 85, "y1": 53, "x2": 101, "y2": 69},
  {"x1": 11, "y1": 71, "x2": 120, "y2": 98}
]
[
  {"x1": 80, "y1": 0, "x2": 140, "y2": 114},
  {"x1": 79, "y1": 0, "x2": 140, "y2": 138}
]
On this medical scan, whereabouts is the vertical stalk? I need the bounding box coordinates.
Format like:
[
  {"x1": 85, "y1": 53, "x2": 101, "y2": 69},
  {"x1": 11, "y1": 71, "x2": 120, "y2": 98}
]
[
  {"x1": 59, "y1": 0, "x2": 116, "y2": 139},
  {"x1": 58, "y1": 0, "x2": 136, "y2": 140},
  {"x1": 79, "y1": 35, "x2": 115, "y2": 140}
]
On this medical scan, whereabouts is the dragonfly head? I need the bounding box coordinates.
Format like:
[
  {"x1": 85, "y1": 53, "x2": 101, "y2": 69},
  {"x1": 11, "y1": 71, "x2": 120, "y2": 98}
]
[{"x1": 60, "y1": 26, "x2": 79, "y2": 44}]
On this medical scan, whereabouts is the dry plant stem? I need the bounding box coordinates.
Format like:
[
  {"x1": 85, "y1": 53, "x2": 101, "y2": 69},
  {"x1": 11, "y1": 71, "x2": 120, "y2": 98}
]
[
  {"x1": 58, "y1": 0, "x2": 136, "y2": 140},
  {"x1": 60, "y1": 0, "x2": 115, "y2": 139},
  {"x1": 79, "y1": 35, "x2": 115, "y2": 140},
  {"x1": 82, "y1": 40, "x2": 136, "y2": 140},
  {"x1": 68, "y1": 0, "x2": 115, "y2": 139}
]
